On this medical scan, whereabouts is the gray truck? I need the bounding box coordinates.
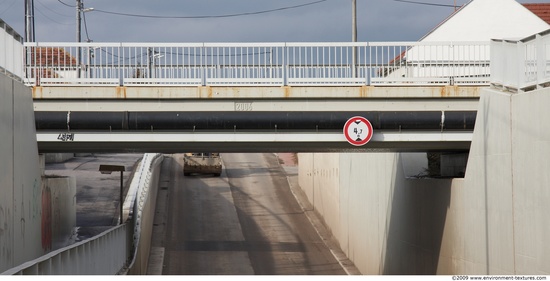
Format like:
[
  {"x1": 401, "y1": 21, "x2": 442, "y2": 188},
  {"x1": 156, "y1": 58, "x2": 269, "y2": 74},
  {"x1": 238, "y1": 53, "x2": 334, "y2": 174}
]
[{"x1": 183, "y1": 153, "x2": 222, "y2": 177}]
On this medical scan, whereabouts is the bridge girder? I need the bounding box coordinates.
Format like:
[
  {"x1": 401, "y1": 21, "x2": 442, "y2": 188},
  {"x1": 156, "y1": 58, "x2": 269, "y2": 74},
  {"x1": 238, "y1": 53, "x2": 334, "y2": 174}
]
[{"x1": 36, "y1": 131, "x2": 472, "y2": 153}]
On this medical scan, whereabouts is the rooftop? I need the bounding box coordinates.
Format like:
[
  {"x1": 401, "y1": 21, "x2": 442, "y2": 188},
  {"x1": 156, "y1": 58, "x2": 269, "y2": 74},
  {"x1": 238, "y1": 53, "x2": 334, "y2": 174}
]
[{"x1": 523, "y1": 3, "x2": 550, "y2": 25}]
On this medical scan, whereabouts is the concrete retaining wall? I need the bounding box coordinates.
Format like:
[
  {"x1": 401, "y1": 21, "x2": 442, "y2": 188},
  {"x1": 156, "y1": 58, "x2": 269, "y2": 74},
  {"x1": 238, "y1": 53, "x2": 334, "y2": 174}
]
[
  {"x1": 511, "y1": 89, "x2": 550, "y2": 273},
  {"x1": 297, "y1": 87, "x2": 550, "y2": 275},
  {"x1": 441, "y1": 87, "x2": 550, "y2": 274},
  {"x1": 466, "y1": 87, "x2": 550, "y2": 274},
  {"x1": 299, "y1": 152, "x2": 458, "y2": 274},
  {"x1": 0, "y1": 73, "x2": 44, "y2": 272}
]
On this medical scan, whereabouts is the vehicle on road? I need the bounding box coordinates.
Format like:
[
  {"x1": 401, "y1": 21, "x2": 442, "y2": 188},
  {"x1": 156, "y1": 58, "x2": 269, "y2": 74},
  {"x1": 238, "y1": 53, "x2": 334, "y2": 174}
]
[{"x1": 183, "y1": 153, "x2": 222, "y2": 177}]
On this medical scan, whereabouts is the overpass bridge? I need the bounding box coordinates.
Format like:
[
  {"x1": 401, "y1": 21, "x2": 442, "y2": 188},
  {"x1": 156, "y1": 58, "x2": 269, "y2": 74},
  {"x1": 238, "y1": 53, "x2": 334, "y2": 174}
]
[
  {"x1": 2, "y1": 13, "x2": 550, "y2": 274},
  {"x1": 27, "y1": 41, "x2": 489, "y2": 153}
]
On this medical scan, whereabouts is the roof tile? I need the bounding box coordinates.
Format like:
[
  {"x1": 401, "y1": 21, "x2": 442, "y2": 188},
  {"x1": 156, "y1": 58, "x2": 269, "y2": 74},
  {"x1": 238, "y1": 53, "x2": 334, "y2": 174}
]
[{"x1": 523, "y1": 3, "x2": 550, "y2": 25}]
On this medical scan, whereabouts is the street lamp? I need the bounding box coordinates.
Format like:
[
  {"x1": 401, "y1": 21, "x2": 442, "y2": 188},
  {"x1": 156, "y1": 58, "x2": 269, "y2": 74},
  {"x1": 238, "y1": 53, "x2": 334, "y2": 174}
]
[
  {"x1": 99, "y1": 164, "x2": 126, "y2": 225},
  {"x1": 76, "y1": 0, "x2": 94, "y2": 43}
]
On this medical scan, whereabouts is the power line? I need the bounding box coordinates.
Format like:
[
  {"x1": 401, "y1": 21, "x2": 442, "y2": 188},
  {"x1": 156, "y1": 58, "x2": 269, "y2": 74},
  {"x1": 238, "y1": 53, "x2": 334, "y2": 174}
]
[
  {"x1": 0, "y1": 0, "x2": 10, "y2": 8},
  {"x1": 35, "y1": 6, "x2": 72, "y2": 25},
  {"x1": 57, "y1": 0, "x2": 74, "y2": 8},
  {"x1": 92, "y1": 0, "x2": 328, "y2": 19},
  {"x1": 52, "y1": 0, "x2": 328, "y2": 41},
  {"x1": 0, "y1": 0, "x2": 17, "y2": 16},
  {"x1": 393, "y1": 0, "x2": 458, "y2": 8},
  {"x1": 37, "y1": 0, "x2": 72, "y2": 17}
]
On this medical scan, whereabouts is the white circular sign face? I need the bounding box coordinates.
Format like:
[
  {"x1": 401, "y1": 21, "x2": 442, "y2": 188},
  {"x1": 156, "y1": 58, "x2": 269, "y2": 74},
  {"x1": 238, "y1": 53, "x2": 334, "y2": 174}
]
[{"x1": 343, "y1": 116, "x2": 373, "y2": 146}]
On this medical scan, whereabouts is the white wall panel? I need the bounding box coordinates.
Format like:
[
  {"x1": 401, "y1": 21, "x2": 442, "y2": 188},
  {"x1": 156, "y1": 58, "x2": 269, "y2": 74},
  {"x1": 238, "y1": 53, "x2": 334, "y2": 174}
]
[
  {"x1": 12, "y1": 73, "x2": 44, "y2": 267},
  {"x1": 0, "y1": 71, "x2": 15, "y2": 273},
  {"x1": 0, "y1": 73, "x2": 44, "y2": 273}
]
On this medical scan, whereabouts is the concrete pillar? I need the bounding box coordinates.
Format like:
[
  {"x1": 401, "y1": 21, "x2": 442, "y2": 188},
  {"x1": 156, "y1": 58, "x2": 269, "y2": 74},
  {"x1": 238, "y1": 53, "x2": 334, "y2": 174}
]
[
  {"x1": 43, "y1": 176, "x2": 77, "y2": 250},
  {"x1": 440, "y1": 153, "x2": 468, "y2": 177}
]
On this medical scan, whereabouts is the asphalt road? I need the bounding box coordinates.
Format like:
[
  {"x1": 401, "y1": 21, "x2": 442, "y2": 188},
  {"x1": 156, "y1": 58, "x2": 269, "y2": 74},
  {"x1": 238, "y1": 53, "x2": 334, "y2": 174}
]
[{"x1": 152, "y1": 153, "x2": 349, "y2": 275}]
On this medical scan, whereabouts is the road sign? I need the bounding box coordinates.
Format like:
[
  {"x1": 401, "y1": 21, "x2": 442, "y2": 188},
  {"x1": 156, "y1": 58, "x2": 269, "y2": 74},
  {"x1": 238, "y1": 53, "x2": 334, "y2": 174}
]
[{"x1": 343, "y1": 116, "x2": 373, "y2": 146}]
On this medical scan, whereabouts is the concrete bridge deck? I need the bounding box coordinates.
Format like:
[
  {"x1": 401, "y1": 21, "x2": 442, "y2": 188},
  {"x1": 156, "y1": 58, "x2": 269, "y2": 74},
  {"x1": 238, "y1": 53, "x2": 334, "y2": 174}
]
[{"x1": 32, "y1": 85, "x2": 481, "y2": 153}]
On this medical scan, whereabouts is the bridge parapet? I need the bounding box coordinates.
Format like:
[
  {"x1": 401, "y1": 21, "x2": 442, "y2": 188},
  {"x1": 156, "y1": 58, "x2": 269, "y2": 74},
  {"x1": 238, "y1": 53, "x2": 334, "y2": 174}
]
[
  {"x1": 491, "y1": 28, "x2": 550, "y2": 92},
  {"x1": 23, "y1": 41, "x2": 490, "y2": 87},
  {"x1": 0, "y1": 18, "x2": 23, "y2": 81}
]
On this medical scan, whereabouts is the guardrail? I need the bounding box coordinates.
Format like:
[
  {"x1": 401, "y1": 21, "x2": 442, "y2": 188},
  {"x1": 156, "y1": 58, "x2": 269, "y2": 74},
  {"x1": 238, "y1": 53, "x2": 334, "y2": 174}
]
[
  {"x1": 23, "y1": 41, "x2": 490, "y2": 87},
  {"x1": 2, "y1": 224, "x2": 129, "y2": 275},
  {"x1": 2, "y1": 153, "x2": 164, "y2": 275},
  {"x1": 491, "y1": 28, "x2": 550, "y2": 92},
  {"x1": 126, "y1": 153, "x2": 164, "y2": 274}
]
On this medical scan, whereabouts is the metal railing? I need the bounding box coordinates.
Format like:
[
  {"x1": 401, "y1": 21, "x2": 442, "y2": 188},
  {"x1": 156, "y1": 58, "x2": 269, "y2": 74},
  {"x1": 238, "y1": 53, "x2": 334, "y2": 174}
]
[
  {"x1": 2, "y1": 224, "x2": 130, "y2": 275},
  {"x1": 491, "y1": 28, "x2": 550, "y2": 92},
  {"x1": 23, "y1": 41, "x2": 491, "y2": 87}
]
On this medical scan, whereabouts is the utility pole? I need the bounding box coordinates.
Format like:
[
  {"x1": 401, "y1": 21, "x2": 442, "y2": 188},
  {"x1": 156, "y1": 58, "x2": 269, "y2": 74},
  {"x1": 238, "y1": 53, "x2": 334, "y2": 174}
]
[
  {"x1": 76, "y1": 0, "x2": 82, "y2": 78},
  {"x1": 25, "y1": 0, "x2": 35, "y2": 42},
  {"x1": 76, "y1": 0, "x2": 94, "y2": 78},
  {"x1": 352, "y1": 0, "x2": 357, "y2": 43},
  {"x1": 24, "y1": 0, "x2": 35, "y2": 84}
]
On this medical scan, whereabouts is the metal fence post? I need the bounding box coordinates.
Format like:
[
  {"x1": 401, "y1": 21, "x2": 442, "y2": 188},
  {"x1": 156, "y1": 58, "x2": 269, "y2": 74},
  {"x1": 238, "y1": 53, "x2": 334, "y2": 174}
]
[
  {"x1": 283, "y1": 43, "x2": 287, "y2": 86},
  {"x1": 536, "y1": 34, "x2": 544, "y2": 89}
]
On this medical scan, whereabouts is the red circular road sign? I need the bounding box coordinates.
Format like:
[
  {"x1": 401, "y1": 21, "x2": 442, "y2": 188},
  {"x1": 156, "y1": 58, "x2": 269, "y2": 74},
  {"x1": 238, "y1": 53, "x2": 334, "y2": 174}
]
[{"x1": 343, "y1": 116, "x2": 374, "y2": 146}]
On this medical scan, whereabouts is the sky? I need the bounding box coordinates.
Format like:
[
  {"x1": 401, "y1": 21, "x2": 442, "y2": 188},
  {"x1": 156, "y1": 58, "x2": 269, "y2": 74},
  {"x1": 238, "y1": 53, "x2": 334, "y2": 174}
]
[{"x1": 0, "y1": 0, "x2": 544, "y2": 43}]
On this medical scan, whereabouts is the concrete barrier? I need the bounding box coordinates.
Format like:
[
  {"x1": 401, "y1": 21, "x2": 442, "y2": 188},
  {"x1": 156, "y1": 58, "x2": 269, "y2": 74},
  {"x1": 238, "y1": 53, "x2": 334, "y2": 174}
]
[{"x1": 125, "y1": 153, "x2": 164, "y2": 275}]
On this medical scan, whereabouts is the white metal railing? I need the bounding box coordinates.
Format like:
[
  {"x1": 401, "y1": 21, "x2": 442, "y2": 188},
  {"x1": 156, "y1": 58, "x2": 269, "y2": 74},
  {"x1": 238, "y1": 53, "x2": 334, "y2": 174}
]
[
  {"x1": 2, "y1": 224, "x2": 129, "y2": 275},
  {"x1": 491, "y1": 28, "x2": 550, "y2": 92},
  {"x1": 0, "y1": 18, "x2": 23, "y2": 81},
  {"x1": 23, "y1": 41, "x2": 491, "y2": 87}
]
